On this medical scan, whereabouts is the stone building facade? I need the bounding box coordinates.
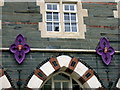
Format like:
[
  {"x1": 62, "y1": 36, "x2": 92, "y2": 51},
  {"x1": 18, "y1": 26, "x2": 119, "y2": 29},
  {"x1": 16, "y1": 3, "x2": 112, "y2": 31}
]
[{"x1": 0, "y1": 0, "x2": 120, "y2": 89}]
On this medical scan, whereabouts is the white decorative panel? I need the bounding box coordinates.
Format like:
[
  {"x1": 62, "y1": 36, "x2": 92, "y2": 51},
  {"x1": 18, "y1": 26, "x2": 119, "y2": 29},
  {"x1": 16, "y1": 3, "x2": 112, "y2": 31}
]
[
  {"x1": 27, "y1": 75, "x2": 43, "y2": 88},
  {"x1": 74, "y1": 62, "x2": 88, "y2": 76},
  {"x1": 40, "y1": 62, "x2": 55, "y2": 76},
  {"x1": 116, "y1": 78, "x2": 120, "y2": 88},
  {"x1": 0, "y1": 75, "x2": 11, "y2": 89},
  {"x1": 84, "y1": 75, "x2": 102, "y2": 88},
  {"x1": 57, "y1": 55, "x2": 71, "y2": 67}
]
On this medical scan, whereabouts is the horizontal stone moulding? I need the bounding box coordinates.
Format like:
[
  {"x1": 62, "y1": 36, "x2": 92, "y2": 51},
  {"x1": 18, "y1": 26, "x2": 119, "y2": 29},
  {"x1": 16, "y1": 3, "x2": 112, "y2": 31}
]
[{"x1": 0, "y1": 48, "x2": 120, "y2": 53}]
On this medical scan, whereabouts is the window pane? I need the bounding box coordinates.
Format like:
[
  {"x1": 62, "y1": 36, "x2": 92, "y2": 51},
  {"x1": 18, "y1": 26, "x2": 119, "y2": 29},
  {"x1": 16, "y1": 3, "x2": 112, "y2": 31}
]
[
  {"x1": 64, "y1": 13, "x2": 70, "y2": 22},
  {"x1": 70, "y1": 5, "x2": 74, "y2": 11},
  {"x1": 47, "y1": 4, "x2": 52, "y2": 10},
  {"x1": 47, "y1": 22, "x2": 52, "y2": 31},
  {"x1": 54, "y1": 73, "x2": 70, "y2": 80},
  {"x1": 73, "y1": 85, "x2": 81, "y2": 90},
  {"x1": 71, "y1": 13, "x2": 76, "y2": 22},
  {"x1": 53, "y1": 12, "x2": 59, "y2": 21},
  {"x1": 65, "y1": 5, "x2": 69, "y2": 10},
  {"x1": 46, "y1": 79, "x2": 52, "y2": 84},
  {"x1": 63, "y1": 82, "x2": 69, "y2": 90},
  {"x1": 54, "y1": 23, "x2": 59, "y2": 32},
  {"x1": 46, "y1": 12, "x2": 52, "y2": 21},
  {"x1": 53, "y1": 4, "x2": 57, "y2": 10},
  {"x1": 44, "y1": 85, "x2": 51, "y2": 90},
  {"x1": 72, "y1": 23, "x2": 77, "y2": 32},
  {"x1": 65, "y1": 23, "x2": 70, "y2": 32},
  {"x1": 54, "y1": 82, "x2": 61, "y2": 88}
]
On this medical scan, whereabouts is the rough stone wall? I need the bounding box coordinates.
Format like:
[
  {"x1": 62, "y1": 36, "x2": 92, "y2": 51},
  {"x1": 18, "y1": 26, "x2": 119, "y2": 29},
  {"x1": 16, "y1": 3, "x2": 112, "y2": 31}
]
[{"x1": 1, "y1": 2, "x2": 120, "y2": 88}]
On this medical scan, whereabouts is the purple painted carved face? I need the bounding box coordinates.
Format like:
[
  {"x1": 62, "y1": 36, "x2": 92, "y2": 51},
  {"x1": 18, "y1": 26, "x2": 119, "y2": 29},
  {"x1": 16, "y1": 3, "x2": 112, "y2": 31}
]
[
  {"x1": 96, "y1": 37, "x2": 115, "y2": 65},
  {"x1": 9, "y1": 34, "x2": 30, "y2": 64}
]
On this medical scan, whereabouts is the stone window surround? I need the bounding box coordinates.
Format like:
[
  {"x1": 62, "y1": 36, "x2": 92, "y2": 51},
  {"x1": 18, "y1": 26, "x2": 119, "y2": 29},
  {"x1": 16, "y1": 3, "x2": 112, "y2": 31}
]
[
  {"x1": 0, "y1": 0, "x2": 4, "y2": 30},
  {"x1": 0, "y1": 20, "x2": 1, "y2": 29},
  {"x1": 0, "y1": 0, "x2": 4, "y2": 6},
  {"x1": 113, "y1": 1, "x2": 120, "y2": 18},
  {"x1": 37, "y1": 0, "x2": 88, "y2": 39}
]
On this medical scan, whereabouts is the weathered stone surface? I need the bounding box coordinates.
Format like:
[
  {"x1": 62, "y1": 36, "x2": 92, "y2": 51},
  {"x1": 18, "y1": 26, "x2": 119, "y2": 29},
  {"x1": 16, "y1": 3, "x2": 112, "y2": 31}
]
[{"x1": 1, "y1": 2, "x2": 119, "y2": 88}]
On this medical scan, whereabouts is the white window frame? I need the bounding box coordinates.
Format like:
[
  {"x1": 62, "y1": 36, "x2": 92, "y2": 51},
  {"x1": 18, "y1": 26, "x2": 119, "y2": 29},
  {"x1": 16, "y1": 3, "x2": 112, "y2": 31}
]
[
  {"x1": 45, "y1": 3, "x2": 60, "y2": 32},
  {"x1": 41, "y1": 72, "x2": 83, "y2": 89},
  {"x1": 46, "y1": 3, "x2": 59, "y2": 12},
  {"x1": 52, "y1": 77, "x2": 72, "y2": 88},
  {"x1": 63, "y1": 4, "x2": 77, "y2": 12},
  {"x1": 63, "y1": 4, "x2": 78, "y2": 32}
]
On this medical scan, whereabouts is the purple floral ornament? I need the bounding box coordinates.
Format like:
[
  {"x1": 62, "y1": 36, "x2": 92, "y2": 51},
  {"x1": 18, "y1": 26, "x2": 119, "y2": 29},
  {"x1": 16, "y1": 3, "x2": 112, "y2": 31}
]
[
  {"x1": 96, "y1": 37, "x2": 115, "y2": 65},
  {"x1": 9, "y1": 34, "x2": 30, "y2": 64}
]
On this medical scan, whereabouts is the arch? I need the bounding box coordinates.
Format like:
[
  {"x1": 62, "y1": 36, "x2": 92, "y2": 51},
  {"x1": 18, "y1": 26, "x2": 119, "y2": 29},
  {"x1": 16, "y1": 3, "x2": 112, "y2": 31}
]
[
  {"x1": 115, "y1": 74, "x2": 120, "y2": 88},
  {"x1": 116, "y1": 78, "x2": 120, "y2": 88},
  {"x1": 0, "y1": 68, "x2": 15, "y2": 89},
  {"x1": 25, "y1": 55, "x2": 103, "y2": 89}
]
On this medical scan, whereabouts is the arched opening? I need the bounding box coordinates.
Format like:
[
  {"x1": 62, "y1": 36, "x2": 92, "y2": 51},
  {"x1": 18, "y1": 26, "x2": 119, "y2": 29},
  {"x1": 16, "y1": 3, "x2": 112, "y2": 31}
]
[
  {"x1": 40, "y1": 71, "x2": 83, "y2": 90},
  {"x1": 0, "y1": 68, "x2": 15, "y2": 89},
  {"x1": 26, "y1": 55, "x2": 103, "y2": 89}
]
